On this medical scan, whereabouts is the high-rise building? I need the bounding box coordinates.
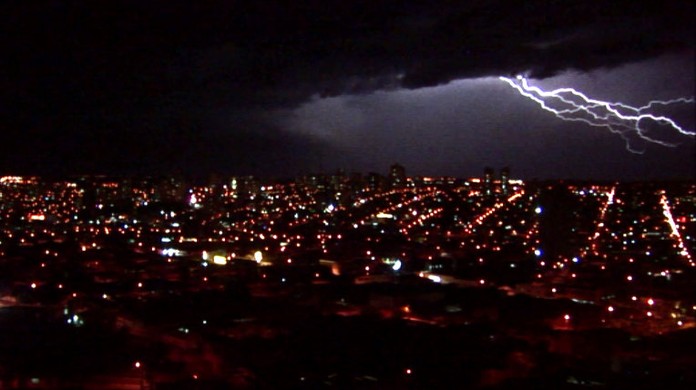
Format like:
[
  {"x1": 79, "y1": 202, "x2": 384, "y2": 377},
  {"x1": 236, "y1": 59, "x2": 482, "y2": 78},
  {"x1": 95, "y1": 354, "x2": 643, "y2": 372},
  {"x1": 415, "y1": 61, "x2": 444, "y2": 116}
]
[
  {"x1": 388, "y1": 163, "x2": 406, "y2": 189},
  {"x1": 500, "y1": 167, "x2": 510, "y2": 196},
  {"x1": 231, "y1": 176, "x2": 260, "y2": 197},
  {"x1": 483, "y1": 167, "x2": 494, "y2": 196},
  {"x1": 367, "y1": 172, "x2": 387, "y2": 191}
]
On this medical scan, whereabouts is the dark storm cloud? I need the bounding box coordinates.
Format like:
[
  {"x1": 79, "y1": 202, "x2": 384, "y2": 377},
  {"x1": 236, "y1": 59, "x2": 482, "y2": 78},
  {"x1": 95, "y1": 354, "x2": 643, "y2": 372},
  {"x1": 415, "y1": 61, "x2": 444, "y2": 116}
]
[
  {"x1": 0, "y1": 0, "x2": 693, "y2": 175},
  {"x1": 3, "y1": 0, "x2": 692, "y2": 107}
]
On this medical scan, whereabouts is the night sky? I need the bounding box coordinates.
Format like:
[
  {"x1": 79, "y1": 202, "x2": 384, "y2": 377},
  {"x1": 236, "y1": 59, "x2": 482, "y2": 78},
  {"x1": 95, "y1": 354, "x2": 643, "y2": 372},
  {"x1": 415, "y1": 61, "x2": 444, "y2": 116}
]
[{"x1": 1, "y1": 0, "x2": 694, "y2": 179}]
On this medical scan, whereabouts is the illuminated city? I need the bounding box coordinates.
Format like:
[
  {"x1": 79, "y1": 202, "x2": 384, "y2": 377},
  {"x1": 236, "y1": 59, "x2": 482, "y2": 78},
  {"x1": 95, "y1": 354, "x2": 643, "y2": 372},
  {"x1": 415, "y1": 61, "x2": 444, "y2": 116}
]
[
  {"x1": 0, "y1": 170, "x2": 694, "y2": 388},
  {"x1": 1, "y1": 1, "x2": 694, "y2": 389}
]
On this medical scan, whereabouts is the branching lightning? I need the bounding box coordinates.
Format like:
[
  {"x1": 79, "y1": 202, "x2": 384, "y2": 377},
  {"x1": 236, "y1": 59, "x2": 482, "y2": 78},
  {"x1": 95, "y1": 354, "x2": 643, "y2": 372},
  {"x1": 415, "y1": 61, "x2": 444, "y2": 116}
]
[{"x1": 500, "y1": 75, "x2": 695, "y2": 153}]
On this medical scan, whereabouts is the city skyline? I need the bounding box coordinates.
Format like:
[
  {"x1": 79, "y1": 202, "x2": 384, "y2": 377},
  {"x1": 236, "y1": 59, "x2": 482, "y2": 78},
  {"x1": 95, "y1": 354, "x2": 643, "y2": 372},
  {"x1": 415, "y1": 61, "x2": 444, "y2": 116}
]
[
  {"x1": 1, "y1": 1, "x2": 694, "y2": 180},
  {"x1": 0, "y1": 170, "x2": 694, "y2": 388},
  {"x1": 1, "y1": 4, "x2": 695, "y2": 385}
]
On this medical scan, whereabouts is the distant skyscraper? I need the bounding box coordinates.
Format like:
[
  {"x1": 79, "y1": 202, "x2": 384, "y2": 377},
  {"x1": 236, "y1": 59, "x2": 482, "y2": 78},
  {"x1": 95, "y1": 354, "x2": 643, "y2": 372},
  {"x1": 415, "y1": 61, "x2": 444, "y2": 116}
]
[
  {"x1": 231, "y1": 176, "x2": 260, "y2": 197},
  {"x1": 500, "y1": 167, "x2": 510, "y2": 196},
  {"x1": 367, "y1": 172, "x2": 387, "y2": 191},
  {"x1": 330, "y1": 169, "x2": 348, "y2": 192},
  {"x1": 388, "y1": 163, "x2": 406, "y2": 189},
  {"x1": 483, "y1": 167, "x2": 494, "y2": 196},
  {"x1": 348, "y1": 172, "x2": 364, "y2": 192}
]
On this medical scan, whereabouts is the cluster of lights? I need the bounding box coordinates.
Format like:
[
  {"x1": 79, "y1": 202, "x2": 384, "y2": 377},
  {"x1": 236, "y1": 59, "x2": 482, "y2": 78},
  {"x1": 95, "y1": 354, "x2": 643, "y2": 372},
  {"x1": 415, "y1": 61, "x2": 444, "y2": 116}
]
[
  {"x1": 659, "y1": 193, "x2": 694, "y2": 266},
  {"x1": 3, "y1": 173, "x2": 694, "y2": 339},
  {"x1": 578, "y1": 187, "x2": 615, "y2": 259},
  {"x1": 462, "y1": 191, "x2": 524, "y2": 235}
]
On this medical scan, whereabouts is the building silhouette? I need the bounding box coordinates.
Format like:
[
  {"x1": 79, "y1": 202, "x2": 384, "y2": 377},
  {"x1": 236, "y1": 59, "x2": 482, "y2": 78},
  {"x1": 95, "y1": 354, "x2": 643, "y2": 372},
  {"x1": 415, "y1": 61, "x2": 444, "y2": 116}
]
[
  {"x1": 500, "y1": 167, "x2": 510, "y2": 196},
  {"x1": 389, "y1": 163, "x2": 406, "y2": 189},
  {"x1": 483, "y1": 167, "x2": 494, "y2": 196}
]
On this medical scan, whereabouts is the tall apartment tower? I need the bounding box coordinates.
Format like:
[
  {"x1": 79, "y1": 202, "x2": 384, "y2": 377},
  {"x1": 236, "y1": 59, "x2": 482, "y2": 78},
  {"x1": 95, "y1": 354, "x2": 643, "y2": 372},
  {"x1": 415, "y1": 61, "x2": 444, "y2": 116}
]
[
  {"x1": 483, "y1": 167, "x2": 494, "y2": 196},
  {"x1": 500, "y1": 167, "x2": 510, "y2": 196},
  {"x1": 388, "y1": 163, "x2": 406, "y2": 189}
]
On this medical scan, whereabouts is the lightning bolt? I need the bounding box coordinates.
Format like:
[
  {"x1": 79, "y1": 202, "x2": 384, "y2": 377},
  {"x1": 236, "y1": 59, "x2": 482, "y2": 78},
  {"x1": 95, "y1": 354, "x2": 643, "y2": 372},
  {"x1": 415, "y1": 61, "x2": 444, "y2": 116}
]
[{"x1": 500, "y1": 75, "x2": 695, "y2": 153}]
